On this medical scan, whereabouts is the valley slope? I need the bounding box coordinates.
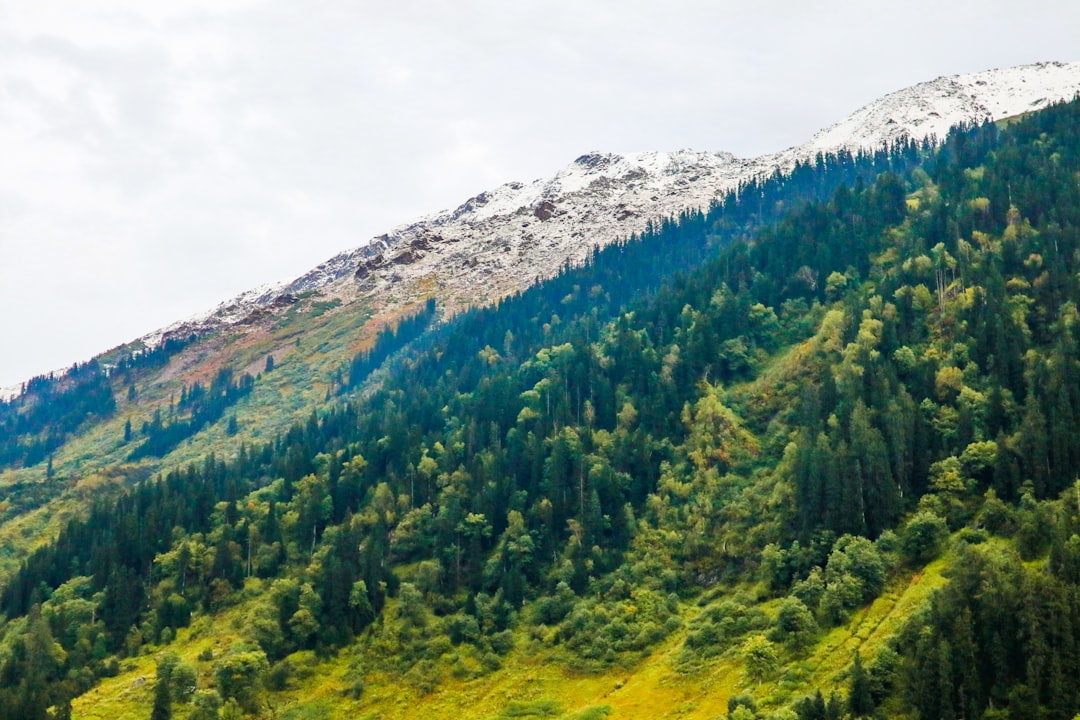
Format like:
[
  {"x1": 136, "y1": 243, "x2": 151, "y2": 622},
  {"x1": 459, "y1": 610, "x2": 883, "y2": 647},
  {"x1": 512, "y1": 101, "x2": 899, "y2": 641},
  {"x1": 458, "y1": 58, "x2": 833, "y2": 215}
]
[{"x1": 2, "y1": 62, "x2": 1080, "y2": 720}]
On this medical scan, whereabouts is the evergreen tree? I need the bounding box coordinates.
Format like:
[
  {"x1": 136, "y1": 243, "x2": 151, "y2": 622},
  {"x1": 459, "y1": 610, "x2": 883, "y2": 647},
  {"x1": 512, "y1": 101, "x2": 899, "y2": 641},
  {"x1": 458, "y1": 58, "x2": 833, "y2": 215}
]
[
  {"x1": 150, "y1": 672, "x2": 171, "y2": 720},
  {"x1": 848, "y1": 652, "x2": 873, "y2": 718}
]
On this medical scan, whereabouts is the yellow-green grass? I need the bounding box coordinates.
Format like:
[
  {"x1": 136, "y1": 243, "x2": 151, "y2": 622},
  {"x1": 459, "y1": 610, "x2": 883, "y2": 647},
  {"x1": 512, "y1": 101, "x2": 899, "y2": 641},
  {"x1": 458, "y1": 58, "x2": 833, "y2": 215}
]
[
  {"x1": 69, "y1": 551, "x2": 947, "y2": 720},
  {"x1": 73, "y1": 605, "x2": 249, "y2": 720},
  {"x1": 796, "y1": 557, "x2": 946, "y2": 700},
  {"x1": 0, "y1": 294, "x2": 391, "y2": 579}
]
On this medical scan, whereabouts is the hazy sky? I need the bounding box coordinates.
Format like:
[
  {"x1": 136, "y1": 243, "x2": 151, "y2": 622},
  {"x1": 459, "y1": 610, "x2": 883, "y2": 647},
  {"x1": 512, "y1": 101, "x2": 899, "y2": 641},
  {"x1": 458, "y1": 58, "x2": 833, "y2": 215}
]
[{"x1": 2, "y1": 1, "x2": 1079, "y2": 389}]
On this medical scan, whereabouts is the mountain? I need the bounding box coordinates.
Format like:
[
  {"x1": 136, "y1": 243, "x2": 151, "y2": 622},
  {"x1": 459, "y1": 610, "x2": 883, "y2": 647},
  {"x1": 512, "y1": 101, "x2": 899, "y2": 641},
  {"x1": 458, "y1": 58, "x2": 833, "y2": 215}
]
[
  {"x1": 5, "y1": 62, "x2": 1080, "y2": 720},
  {"x1": 141, "y1": 61, "x2": 1080, "y2": 347}
]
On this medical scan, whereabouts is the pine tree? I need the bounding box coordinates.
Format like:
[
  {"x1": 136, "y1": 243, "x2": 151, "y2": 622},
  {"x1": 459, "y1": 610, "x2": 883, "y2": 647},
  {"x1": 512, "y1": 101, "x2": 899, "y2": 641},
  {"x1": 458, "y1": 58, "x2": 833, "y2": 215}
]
[
  {"x1": 795, "y1": 690, "x2": 827, "y2": 720},
  {"x1": 150, "y1": 673, "x2": 171, "y2": 720},
  {"x1": 848, "y1": 651, "x2": 874, "y2": 717}
]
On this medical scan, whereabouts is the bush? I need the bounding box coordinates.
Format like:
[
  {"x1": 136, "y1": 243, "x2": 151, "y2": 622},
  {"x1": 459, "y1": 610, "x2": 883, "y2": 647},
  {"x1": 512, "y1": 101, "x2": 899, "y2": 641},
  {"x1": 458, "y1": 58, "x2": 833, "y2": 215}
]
[
  {"x1": 741, "y1": 635, "x2": 778, "y2": 685},
  {"x1": 343, "y1": 675, "x2": 365, "y2": 699},
  {"x1": 559, "y1": 586, "x2": 681, "y2": 666},
  {"x1": 214, "y1": 646, "x2": 269, "y2": 713},
  {"x1": 497, "y1": 699, "x2": 563, "y2": 717},
  {"x1": 445, "y1": 613, "x2": 480, "y2": 645},
  {"x1": 266, "y1": 659, "x2": 293, "y2": 691},
  {"x1": 343, "y1": 657, "x2": 366, "y2": 699},
  {"x1": 770, "y1": 596, "x2": 818, "y2": 651},
  {"x1": 976, "y1": 490, "x2": 1014, "y2": 536},
  {"x1": 481, "y1": 652, "x2": 503, "y2": 673},
  {"x1": 901, "y1": 510, "x2": 949, "y2": 564},
  {"x1": 681, "y1": 598, "x2": 767, "y2": 661},
  {"x1": 489, "y1": 629, "x2": 514, "y2": 655},
  {"x1": 828, "y1": 536, "x2": 885, "y2": 600},
  {"x1": 172, "y1": 662, "x2": 197, "y2": 703},
  {"x1": 188, "y1": 691, "x2": 223, "y2": 720},
  {"x1": 404, "y1": 659, "x2": 439, "y2": 694},
  {"x1": 819, "y1": 573, "x2": 862, "y2": 625},
  {"x1": 532, "y1": 581, "x2": 576, "y2": 624},
  {"x1": 728, "y1": 692, "x2": 758, "y2": 718}
]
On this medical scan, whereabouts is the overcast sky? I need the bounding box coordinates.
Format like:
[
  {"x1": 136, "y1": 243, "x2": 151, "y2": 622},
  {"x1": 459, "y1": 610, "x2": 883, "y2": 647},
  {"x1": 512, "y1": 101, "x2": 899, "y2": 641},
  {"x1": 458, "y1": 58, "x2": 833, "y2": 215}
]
[{"x1": 2, "y1": 1, "x2": 1079, "y2": 389}]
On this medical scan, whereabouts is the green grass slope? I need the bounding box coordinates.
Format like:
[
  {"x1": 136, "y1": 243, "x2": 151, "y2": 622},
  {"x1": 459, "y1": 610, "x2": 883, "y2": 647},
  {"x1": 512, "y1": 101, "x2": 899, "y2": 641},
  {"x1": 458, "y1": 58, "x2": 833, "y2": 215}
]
[{"x1": 7, "y1": 100, "x2": 1080, "y2": 720}]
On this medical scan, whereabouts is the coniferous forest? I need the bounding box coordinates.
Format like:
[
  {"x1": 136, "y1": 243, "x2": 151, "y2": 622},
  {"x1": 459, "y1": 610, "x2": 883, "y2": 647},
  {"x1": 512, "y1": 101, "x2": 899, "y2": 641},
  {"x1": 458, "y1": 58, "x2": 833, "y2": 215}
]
[{"x1": 3, "y1": 99, "x2": 1080, "y2": 719}]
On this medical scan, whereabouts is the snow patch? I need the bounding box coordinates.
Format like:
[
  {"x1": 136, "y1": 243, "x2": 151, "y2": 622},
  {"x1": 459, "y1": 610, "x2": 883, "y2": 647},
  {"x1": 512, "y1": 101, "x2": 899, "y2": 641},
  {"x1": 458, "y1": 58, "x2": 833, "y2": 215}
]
[{"x1": 72, "y1": 60, "x2": 1080, "y2": 373}]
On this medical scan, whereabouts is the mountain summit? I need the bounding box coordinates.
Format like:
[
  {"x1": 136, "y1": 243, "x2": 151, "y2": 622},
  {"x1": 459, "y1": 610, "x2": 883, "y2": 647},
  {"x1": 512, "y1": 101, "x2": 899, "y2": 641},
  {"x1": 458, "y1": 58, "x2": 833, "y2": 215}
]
[{"x1": 142, "y1": 61, "x2": 1080, "y2": 350}]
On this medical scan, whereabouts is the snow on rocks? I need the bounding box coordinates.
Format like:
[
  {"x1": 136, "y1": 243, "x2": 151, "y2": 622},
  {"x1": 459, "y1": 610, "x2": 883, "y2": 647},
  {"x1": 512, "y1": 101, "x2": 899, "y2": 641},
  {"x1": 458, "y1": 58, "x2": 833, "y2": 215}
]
[{"x1": 139, "y1": 61, "x2": 1080, "y2": 346}]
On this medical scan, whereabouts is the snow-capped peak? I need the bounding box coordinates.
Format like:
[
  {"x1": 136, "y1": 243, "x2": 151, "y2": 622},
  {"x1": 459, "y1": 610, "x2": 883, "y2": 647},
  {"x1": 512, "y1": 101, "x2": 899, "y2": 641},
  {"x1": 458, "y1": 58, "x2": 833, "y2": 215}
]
[
  {"x1": 801, "y1": 61, "x2": 1080, "y2": 156},
  {"x1": 142, "y1": 60, "x2": 1080, "y2": 347}
]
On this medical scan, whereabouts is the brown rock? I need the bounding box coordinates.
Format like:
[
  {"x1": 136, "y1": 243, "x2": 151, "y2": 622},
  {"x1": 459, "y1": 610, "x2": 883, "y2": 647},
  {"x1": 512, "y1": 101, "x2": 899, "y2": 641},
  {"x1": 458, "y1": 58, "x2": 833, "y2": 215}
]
[{"x1": 534, "y1": 201, "x2": 556, "y2": 221}]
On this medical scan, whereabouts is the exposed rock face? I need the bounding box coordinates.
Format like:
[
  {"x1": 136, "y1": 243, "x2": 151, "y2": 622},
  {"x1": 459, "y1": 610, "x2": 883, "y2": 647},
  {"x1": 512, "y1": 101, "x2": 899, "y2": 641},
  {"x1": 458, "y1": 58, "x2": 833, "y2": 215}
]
[
  {"x1": 534, "y1": 201, "x2": 556, "y2": 221},
  {"x1": 390, "y1": 249, "x2": 420, "y2": 266},
  {"x1": 138, "y1": 61, "x2": 1080, "y2": 348}
]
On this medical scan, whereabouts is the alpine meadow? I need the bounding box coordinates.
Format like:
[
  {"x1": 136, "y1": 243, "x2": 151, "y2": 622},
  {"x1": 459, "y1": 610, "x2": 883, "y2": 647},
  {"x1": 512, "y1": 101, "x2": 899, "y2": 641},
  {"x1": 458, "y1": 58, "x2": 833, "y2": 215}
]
[{"x1": 6, "y1": 63, "x2": 1080, "y2": 720}]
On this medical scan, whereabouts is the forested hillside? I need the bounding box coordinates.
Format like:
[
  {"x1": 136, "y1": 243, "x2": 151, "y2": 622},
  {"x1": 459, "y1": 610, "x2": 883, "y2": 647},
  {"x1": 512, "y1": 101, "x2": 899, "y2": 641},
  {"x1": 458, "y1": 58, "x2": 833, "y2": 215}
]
[{"x1": 3, "y1": 98, "x2": 1080, "y2": 720}]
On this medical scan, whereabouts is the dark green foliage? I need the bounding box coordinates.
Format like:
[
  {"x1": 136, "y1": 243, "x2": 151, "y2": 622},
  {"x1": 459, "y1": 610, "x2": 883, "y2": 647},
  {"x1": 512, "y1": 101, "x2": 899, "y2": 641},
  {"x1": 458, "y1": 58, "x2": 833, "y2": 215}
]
[
  {"x1": 346, "y1": 298, "x2": 436, "y2": 388},
  {"x1": 895, "y1": 524, "x2": 1080, "y2": 720},
  {"x1": 0, "y1": 359, "x2": 115, "y2": 470},
  {"x1": 5, "y1": 98, "x2": 1080, "y2": 715},
  {"x1": 727, "y1": 693, "x2": 758, "y2": 719},
  {"x1": 150, "y1": 661, "x2": 172, "y2": 720},
  {"x1": 213, "y1": 646, "x2": 268, "y2": 714},
  {"x1": 794, "y1": 690, "x2": 828, "y2": 720},
  {"x1": 171, "y1": 662, "x2": 196, "y2": 704},
  {"x1": 113, "y1": 335, "x2": 196, "y2": 374},
  {"x1": 51, "y1": 697, "x2": 73, "y2": 720},
  {"x1": 187, "y1": 691, "x2": 222, "y2": 720},
  {"x1": 772, "y1": 534, "x2": 890, "y2": 627},
  {"x1": 681, "y1": 596, "x2": 768, "y2": 664},
  {"x1": 129, "y1": 368, "x2": 254, "y2": 459},
  {"x1": 900, "y1": 510, "x2": 948, "y2": 563},
  {"x1": 771, "y1": 596, "x2": 818, "y2": 651},
  {"x1": 848, "y1": 652, "x2": 874, "y2": 718}
]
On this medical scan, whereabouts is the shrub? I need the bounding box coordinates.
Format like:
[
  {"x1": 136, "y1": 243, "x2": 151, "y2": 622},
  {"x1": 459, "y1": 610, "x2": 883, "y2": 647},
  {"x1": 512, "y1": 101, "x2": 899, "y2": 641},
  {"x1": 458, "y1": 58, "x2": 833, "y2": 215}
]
[
  {"x1": 741, "y1": 634, "x2": 778, "y2": 685},
  {"x1": 901, "y1": 511, "x2": 949, "y2": 564},
  {"x1": 770, "y1": 596, "x2": 818, "y2": 651},
  {"x1": 213, "y1": 646, "x2": 269, "y2": 713}
]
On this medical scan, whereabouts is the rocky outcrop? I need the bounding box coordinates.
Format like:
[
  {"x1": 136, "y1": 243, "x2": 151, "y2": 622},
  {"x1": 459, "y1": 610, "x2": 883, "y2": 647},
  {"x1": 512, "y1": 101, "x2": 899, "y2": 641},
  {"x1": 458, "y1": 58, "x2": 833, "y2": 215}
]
[{"x1": 136, "y1": 61, "x2": 1080, "y2": 350}]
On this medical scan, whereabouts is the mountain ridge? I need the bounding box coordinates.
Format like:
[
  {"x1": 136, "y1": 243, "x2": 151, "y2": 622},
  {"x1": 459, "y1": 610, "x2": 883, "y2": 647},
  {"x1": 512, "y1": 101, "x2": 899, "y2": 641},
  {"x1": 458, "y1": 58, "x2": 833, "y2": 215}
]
[
  {"x1": 6, "y1": 60, "x2": 1080, "y2": 397},
  {"x1": 136, "y1": 61, "x2": 1080, "y2": 348}
]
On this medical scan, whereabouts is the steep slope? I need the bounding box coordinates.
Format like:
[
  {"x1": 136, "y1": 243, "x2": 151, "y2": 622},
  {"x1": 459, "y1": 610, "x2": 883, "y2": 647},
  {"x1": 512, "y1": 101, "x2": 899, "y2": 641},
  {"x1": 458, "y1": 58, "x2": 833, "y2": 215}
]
[
  {"x1": 5, "y1": 61, "x2": 1080, "y2": 720},
  {"x1": 8, "y1": 94, "x2": 1080, "y2": 720},
  {"x1": 797, "y1": 60, "x2": 1080, "y2": 154},
  {"x1": 145, "y1": 61, "x2": 1080, "y2": 346}
]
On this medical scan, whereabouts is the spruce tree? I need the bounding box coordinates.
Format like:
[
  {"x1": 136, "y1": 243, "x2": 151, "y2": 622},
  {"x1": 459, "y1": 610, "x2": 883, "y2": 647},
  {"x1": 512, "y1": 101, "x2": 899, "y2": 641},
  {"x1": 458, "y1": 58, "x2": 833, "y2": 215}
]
[
  {"x1": 150, "y1": 673, "x2": 171, "y2": 720},
  {"x1": 848, "y1": 651, "x2": 874, "y2": 717}
]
